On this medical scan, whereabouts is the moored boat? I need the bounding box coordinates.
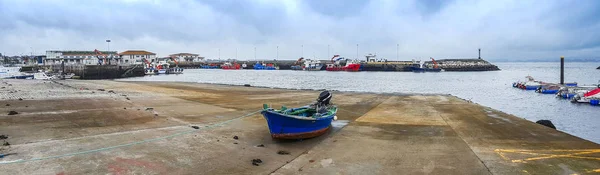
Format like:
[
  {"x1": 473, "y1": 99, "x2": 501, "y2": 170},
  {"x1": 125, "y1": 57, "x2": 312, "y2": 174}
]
[
  {"x1": 571, "y1": 87, "x2": 600, "y2": 103},
  {"x1": 411, "y1": 57, "x2": 443, "y2": 72},
  {"x1": 326, "y1": 55, "x2": 360, "y2": 71},
  {"x1": 254, "y1": 62, "x2": 278, "y2": 70},
  {"x1": 303, "y1": 59, "x2": 324, "y2": 71},
  {"x1": 536, "y1": 84, "x2": 561, "y2": 94},
  {"x1": 261, "y1": 91, "x2": 337, "y2": 139},
  {"x1": 221, "y1": 62, "x2": 241, "y2": 70}
]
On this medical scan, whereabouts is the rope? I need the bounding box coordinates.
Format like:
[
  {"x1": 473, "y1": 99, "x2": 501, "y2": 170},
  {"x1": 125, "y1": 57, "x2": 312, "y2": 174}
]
[{"x1": 0, "y1": 110, "x2": 262, "y2": 165}]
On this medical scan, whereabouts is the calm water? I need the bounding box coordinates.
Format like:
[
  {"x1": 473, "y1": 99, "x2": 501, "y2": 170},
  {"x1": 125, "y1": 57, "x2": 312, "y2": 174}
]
[{"x1": 120, "y1": 62, "x2": 600, "y2": 143}]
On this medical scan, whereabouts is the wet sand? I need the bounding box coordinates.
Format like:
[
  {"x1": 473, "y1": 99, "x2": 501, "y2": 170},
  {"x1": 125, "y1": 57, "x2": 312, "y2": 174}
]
[{"x1": 0, "y1": 79, "x2": 598, "y2": 174}]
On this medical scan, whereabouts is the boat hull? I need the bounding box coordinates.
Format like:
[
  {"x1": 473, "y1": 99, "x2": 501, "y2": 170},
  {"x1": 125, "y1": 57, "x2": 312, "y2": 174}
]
[
  {"x1": 4, "y1": 75, "x2": 34, "y2": 79},
  {"x1": 541, "y1": 89, "x2": 559, "y2": 94},
  {"x1": 261, "y1": 110, "x2": 334, "y2": 139}
]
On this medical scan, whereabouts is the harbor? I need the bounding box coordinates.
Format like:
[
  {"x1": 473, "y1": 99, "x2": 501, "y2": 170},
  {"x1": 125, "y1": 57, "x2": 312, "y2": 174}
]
[
  {"x1": 1, "y1": 79, "x2": 599, "y2": 174},
  {"x1": 2, "y1": 1, "x2": 600, "y2": 174}
]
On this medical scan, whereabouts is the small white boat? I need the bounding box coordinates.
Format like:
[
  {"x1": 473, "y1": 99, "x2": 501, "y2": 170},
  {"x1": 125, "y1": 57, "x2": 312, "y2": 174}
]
[
  {"x1": 0, "y1": 66, "x2": 25, "y2": 79},
  {"x1": 34, "y1": 72, "x2": 53, "y2": 80}
]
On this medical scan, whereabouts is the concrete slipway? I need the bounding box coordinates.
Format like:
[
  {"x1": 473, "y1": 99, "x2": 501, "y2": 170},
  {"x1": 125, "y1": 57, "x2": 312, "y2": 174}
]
[{"x1": 0, "y1": 79, "x2": 598, "y2": 174}]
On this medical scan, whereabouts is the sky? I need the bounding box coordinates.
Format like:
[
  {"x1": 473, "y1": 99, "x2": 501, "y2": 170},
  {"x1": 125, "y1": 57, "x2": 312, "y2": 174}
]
[{"x1": 1, "y1": 0, "x2": 599, "y2": 61}]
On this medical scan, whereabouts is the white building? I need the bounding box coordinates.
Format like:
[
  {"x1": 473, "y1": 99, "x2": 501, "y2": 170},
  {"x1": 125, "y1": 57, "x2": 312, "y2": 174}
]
[
  {"x1": 119, "y1": 50, "x2": 157, "y2": 65},
  {"x1": 45, "y1": 50, "x2": 117, "y2": 65},
  {"x1": 169, "y1": 53, "x2": 202, "y2": 62}
]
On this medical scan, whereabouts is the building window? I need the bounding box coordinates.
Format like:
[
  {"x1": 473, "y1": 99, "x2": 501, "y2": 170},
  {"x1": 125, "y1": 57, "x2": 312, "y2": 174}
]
[
  {"x1": 136, "y1": 55, "x2": 140, "y2": 58},
  {"x1": 125, "y1": 60, "x2": 129, "y2": 63},
  {"x1": 142, "y1": 55, "x2": 145, "y2": 58},
  {"x1": 56, "y1": 56, "x2": 59, "y2": 58}
]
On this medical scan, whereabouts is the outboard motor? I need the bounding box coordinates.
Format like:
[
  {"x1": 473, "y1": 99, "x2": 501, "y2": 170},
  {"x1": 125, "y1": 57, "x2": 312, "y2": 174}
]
[
  {"x1": 315, "y1": 91, "x2": 332, "y2": 114},
  {"x1": 317, "y1": 91, "x2": 332, "y2": 106}
]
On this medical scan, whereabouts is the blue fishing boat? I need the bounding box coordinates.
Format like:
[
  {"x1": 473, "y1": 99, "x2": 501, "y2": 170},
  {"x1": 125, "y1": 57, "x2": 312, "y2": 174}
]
[
  {"x1": 261, "y1": 91, "x2": 337, "y2": 139},
  {"x1": 200, "y1": 65, "x2": 219, "y2": 69},
  {"x1": 254, "y1": 62, "x2": 277, "y2": 70}
]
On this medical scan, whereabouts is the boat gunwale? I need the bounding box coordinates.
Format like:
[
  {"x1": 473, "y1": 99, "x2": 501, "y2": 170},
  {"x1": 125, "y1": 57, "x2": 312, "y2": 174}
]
[{"x1": 262, "y1": 107, "x2": 337, "y2": 121}]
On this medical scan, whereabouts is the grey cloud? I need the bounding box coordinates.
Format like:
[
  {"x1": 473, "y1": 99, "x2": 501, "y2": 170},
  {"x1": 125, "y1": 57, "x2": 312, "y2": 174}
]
[{"x1": 1, "y1": 0, "x2": 599, "y2": 60}]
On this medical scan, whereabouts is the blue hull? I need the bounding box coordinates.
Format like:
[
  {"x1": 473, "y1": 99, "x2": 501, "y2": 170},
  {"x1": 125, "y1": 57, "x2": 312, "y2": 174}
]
[
  {"x1": 591, "y1": 99, "x2": 599, "y2": 106},
  {"x1": 561, "y1": 93, "x2": 575, "y2": 99},
  {"x1": 541, "y1": 89, "x2": 559, "y2": 94},
  {"x1": 4, "y1": 75, "x2": 34, "y2": 79},
  {"x1": 525, "y1": 86, "x2": 540, "y2": 90},
  {"x1": 261, "y1": 110, "x2": 334, "y2": 139}
]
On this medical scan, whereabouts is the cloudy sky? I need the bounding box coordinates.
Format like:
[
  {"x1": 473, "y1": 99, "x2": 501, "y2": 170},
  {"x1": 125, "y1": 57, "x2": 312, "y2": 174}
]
[{"x1": 1, "y1": 0, "x2": 599, "y2": 61}]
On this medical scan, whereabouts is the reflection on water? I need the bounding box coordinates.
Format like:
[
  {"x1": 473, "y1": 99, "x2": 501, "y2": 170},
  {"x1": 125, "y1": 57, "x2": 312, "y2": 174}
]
[{"x1": 120, "y1": 62, "x2": 600, "y2": 143}]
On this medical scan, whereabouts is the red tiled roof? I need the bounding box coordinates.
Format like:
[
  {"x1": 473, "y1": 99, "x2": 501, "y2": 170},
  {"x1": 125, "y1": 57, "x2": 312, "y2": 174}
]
[
  {"x1": 169, "y1": 53, "x2": 199, "y2": 56},
  {"x1": 119, "y1": 50, "x2": 156, "y2": 55}
]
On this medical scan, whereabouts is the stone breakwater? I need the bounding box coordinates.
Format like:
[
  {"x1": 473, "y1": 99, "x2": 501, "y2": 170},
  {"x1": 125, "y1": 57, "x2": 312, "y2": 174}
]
[{"x1": 425, "y1": 58, "x2": 501, "y2": 71}]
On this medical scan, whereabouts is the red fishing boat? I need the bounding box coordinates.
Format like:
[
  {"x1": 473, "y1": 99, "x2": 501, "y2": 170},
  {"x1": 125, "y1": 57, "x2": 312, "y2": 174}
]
[
  {"x1": 221, "y1": 62, "x2": 241, "y2": 70},
  {"x1": 326, "y1": 55, "x2": 361, "y2": 71}
]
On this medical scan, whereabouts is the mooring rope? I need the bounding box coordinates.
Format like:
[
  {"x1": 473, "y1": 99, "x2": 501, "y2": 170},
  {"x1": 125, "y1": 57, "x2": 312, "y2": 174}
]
[{"x1": 0, "y1": 110, "x2": 262, "y2": 165}]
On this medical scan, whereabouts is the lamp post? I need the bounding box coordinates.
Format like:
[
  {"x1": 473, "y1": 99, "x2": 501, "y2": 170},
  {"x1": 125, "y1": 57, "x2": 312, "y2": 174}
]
[
  {"x1": 356, "y1": 44, "x2": 359, "y2": 59},
  {"x1": 397, "y1": 44, "x2": 399, "y2": 60},
  {"x1": 106, "y1": 39, "x2": 111, "y2": 64}
]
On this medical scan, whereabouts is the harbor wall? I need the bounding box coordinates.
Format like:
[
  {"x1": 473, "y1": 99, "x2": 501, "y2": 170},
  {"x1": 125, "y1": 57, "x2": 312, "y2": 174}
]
[{"x1": 424, "y1": 58, "x2": 500, "y2": 71}]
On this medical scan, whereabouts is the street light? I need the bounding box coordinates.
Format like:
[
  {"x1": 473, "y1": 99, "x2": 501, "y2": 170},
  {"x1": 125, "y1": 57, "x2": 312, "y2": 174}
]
[
  {"x1": 356, "y1": 44, "x2": 359, "y2": 59},
  {"x1": 106, "y1": 40, "x2": 111, "y2": 51}
]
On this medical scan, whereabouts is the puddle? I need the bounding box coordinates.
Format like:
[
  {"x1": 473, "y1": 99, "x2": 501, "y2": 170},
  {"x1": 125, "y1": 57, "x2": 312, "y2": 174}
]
[{"x1": 331, "y1": 120, "x2": 350, "y2": 132}]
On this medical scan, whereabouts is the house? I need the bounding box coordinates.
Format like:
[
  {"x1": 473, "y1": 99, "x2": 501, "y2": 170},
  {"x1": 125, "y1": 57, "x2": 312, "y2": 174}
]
[
  {"x1": 45, "y1": 50, "x2": 117, "y2": 65},
  {"x1": 169, "y1": 53, "x2": 202, "y2": 62},
  {"x1": 119, "y1": 50, "x2": 157, "y2": 65}
]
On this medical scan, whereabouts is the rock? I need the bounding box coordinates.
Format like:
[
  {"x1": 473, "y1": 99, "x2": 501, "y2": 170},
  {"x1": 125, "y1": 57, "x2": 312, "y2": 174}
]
[
  {"x1": 5, "y1": 104, "x2": 9, "y2": 106},
  {"x1": 536, "y1": 120, "x2": 556, "y2": 129},
  {"x1": 320, "y1": 158, "x2": 333, "y2": 167},
  {"x1": 233, "y1": 136, "x2": 239, "y2": 140},
  {"x1": 0, "y1": 135, "x2": 7, "y2": 139},
  {"x1": 25, "y1": 106, "x2": 28, "y2": 108},
  {"x1": 191, "y1": 126, "x2": 200, "y2": 129},
  {"x1": 145, "y1": 107, "x2": 154, "y2": 111},
  {"x1": 126, "y1": 97, "x2": 130, "y2": 100},
  {"x1": 18, "y1": 98, "x2": 23, "y2": 101},
  {"x1": 7, "y1": 111, "x2": 18, "y2": 115},
  {"x1": 233, "y1": 142, "x2": 238, "y2": 144},
  {"x1": 256, "y1": 144, "x2": 265, "y2": 147},
  {"x1": 251, "y1": 159, "x2": 263, "y2": 166},
  {"x1": 277, "y1": 150, "x2": 290, "y2": 155},
  {"x1": 123, "y1": 107, "x2": 127, "y2": 109},
  {"x1": 309, "y1": 160, "x2": 315, "y2": 163},
  {"x1": 3, "y1": 141, "x2": 9, "y2": 146},
  {"x1": 108, "y1": 90, "x2": 115, "y2": 93},
  {"x1": 97, "y1": 89, "x2": 105, "y2": 91},
  {"x1": 244, "y1": 84, "x2": 251, "y2": 87}
]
